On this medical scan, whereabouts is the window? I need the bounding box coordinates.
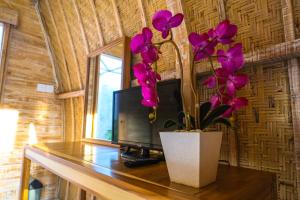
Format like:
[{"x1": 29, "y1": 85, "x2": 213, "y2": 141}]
[
  {"x1": 83, "y1": 37, "x2": 131, "y2": 143},
  {"x1": 0, "y1": 22, "x2": 9, "y2": 99},
  {"x1": 94, "y1": 54, "x2": 123, "y2": 140},
  {"x1": 0, "y1": 23, "x2": 4, "y2": 55}
]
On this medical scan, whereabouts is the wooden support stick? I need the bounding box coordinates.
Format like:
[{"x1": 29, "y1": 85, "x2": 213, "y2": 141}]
[
  {"x1": 64, "y1": 181, "x2": 70, "y2": 200},
  {"x1": 56, "y1": 90, "x2": 85, "y2": 99},
  {"x1": 0, "y1": 7, "x2": 18, "y2": 26},
  {"x1": 280, "y1": 0, "x2": 300, "y2": 198}
]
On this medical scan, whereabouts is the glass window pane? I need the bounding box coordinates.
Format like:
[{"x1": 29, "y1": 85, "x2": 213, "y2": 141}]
[
  {"x1": 0, "y1": 23, "x2": 3, "y2": 51},
  {"x1": 94, "y1": 54, "x2": 123, "y2": 140}
]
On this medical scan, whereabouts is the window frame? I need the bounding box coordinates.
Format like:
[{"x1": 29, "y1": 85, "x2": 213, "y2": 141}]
[
  {"x1": 0, "y1": 22, "x2": 11, "y2": 102},
  {"x1": 82, "y1": 36, "x2": 131, "y2": 146}
]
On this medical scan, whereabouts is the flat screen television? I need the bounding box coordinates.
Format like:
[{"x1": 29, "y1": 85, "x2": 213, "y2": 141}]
[{"x1": 112, "y1": 79, "x2": 182, "y2": 150}]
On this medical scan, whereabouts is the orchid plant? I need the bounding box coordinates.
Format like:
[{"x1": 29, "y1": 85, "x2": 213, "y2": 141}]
[{"x1": 130, "y1": 10, "x2": 249, "y2": 131}]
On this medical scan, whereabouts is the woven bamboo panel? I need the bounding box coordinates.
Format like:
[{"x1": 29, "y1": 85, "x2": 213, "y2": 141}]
[
  {"x1": 199, "y1": 62, "x2": 296, "y2": 199},
  {"x1": 61, "y1": 0, "x2": 87, "y2": 84},
  {"x1": 227, "y1": 0, "x2": 285, "y2": 52},
  {"x1": 116, "y1": 0, "x2": 142, "y2": 37},
  {"x1": 294, "y1": 0, "x2": 300, "y2": 38},
  {"x1": 76, "y1": 0, "x2": 101, "y2": 52},
  {"x1": 95, "y1": 0, "x2": 119, "y2": 44},
  {"x1": 183, "y1": 0, "x2": 220, "y2": 33},
  {"x1": 142, "y1": 0, "x2": 176, "y2": 73},
  {"x1": 116, "y1": 0, "x2": 142, "y2": 70}
]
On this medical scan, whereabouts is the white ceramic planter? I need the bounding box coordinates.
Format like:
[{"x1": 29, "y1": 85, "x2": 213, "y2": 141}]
[{"x1": 159, "y1": 131, "x2": 223, "y2": 188}]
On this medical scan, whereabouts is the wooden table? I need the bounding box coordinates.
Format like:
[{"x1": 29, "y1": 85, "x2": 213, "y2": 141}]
[{"x1": 19, "y1": 142, "x2": 276, "y2": 200}]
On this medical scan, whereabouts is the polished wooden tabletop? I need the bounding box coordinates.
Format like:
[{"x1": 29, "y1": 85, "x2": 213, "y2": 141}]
[{"x1": 29, "y1": 142, "x2": 276, "y2": 200}]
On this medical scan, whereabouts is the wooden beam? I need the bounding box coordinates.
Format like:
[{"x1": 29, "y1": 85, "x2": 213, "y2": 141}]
[
  {"x1": 280, "y1": 0, "x2": 300, "y2": 198},
  {"x1": 56, "y1": 90, "x2": 85, "y2": 99},
  {"x1": 0, "y1": 7, "x2": 18, "y2": 26},
  {"x1": 137, "y1": 0, "x2": 147, "y2": 27},
  {"x1": 111, "y1": 0, "x2": 124, "y2": 37},
  {"x1": 58, "y1": 0, "x2": 83, "y2": 89},
  {"x1": 88, "y1": 0, "x2": 104, "y2": 46},
  {"x1": 19, "y1": 150, "x2": 31, "y2": 200},
  {"x1": 72, "y1": 0, "x2": 90, "y2": 54},
  {"x1": 87, "y1": 37, "x2": 124, "y2": 58},
  {"x1": 34, "y1": 1, "x2": 62, "y2": 93}
]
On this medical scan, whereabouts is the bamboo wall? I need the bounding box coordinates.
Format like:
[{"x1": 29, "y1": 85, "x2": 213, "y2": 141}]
[
  {"x1": 36, "y1": 0, "x2": 300, "y2": 199},
  {"x1": 0, "y1": 0, "x2": 63, "y2": 199}
]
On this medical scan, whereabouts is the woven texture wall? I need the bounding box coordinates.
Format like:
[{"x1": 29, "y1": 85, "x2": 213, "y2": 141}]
[
  {"x1": 198, "y1": 61, "x2": 296, "y2": 199},
  {"x1": 37, "y1": 0, "x2": 300, "y2": 199}
]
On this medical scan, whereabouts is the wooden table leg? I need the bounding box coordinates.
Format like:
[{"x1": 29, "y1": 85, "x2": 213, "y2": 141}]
[{"x1": 19, "y1": 151, "x2": 31, "y2": 200}]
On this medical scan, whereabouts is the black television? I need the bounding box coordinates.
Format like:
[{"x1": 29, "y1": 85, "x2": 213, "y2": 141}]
[{"x1": 112, "y1": 79, "x2": 182, "y2": 150}]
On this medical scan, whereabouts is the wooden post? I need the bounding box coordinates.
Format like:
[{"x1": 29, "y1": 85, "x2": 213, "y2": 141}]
[
  {"x1": 19, "y1": 152, "x2": 31, "y2": 200},
  {"x1": 281, "y1": 0, "x2": 300, "y2": 198}
]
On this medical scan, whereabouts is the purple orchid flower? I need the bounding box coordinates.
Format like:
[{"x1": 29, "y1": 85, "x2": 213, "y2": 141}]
[
  {"x1": 141, "y1": 46, "x2": 159, "y2": 64},
  {"x1": 130, "y1": 28, "x2": 159, "y2": 64},
  {"x1": 217, "y1": 43, "x2": 244, "y2": 73},
  {"x1": 152, "y1": 10, "x2": 184, "y2": 39},
  {"x1": 188, "y1": 32, "x2": 217, "y2": 61},
  {"x1": 202, "y1": 68, "x2": 227, "y2": 88},
  {"x1": 141, "y1": 86, "x2": 159, "y2": 107},
  {"x1": 203, "y1": 68, "x2": 248, "y2": 97},
  {"x1": 222, "y1": 97, "x2": 248, "y2": 117},
  {"x1": 133, "y1": 63, "x2": 161, "y2": 87},
  {"x1": 208, "y1": 20, "x2": 237, "y2": 44},
  {"x1": 226, "y1": 74, "x2": 248, "y2": 96}
]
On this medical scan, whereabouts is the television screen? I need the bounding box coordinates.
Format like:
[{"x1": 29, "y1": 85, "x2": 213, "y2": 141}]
[{"x1": 112, "y1": 79, "x2": 182, "y2": 150}]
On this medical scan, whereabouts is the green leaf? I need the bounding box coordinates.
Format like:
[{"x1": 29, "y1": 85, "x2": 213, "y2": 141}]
[
  {"x1": 213, "y1": 118, "x2": 231, "y2": 127},
  {"x1": 201, "y1": 105, "x2": 231, "y2": 130},
  {"x1": 200, "y1": 102, "x2": 211, "y2": 123},
  {"x1": 164, "y1": 119, "x2": 177, "y2": 128}
]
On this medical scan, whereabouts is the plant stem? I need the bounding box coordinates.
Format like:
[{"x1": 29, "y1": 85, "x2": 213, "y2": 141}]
[
  {"x1": 155, "y1": 34, "x2": 191, "y2": 130},
  {"x1": 190, "y1": 54, "x2": 200, "y2": 129}
]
